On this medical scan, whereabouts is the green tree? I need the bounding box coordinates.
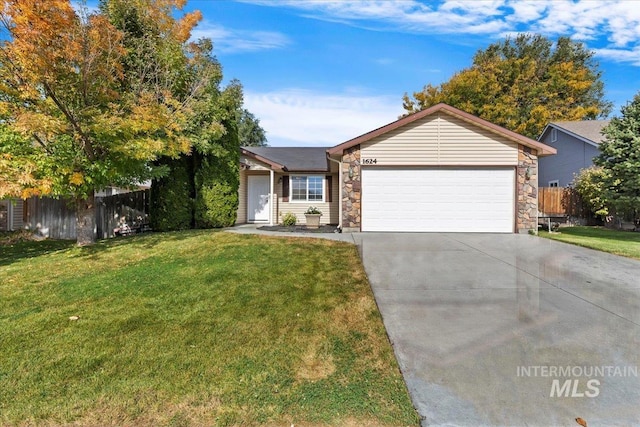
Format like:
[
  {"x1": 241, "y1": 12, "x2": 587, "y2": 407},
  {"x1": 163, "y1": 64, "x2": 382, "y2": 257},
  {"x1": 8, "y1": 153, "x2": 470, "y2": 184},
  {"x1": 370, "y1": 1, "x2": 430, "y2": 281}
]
[
  {"x1": 237, "y1": 108, "x2": 267, "y2": 147},
  {"x1": 595, "y1": 92, "x2": 640, "y2": 225},
  {"x1": 0, "y1": 0, "x2": 202, "y2": 245},
  {"x1": 403, "y1": 34, "x2": 612, "y2": 139},
  {"x1": 190, "y1": 61, "x2": 243, "y2": 229},
  {"x1": 101, "y1": 2, "x2": 242, "y2": 231}
]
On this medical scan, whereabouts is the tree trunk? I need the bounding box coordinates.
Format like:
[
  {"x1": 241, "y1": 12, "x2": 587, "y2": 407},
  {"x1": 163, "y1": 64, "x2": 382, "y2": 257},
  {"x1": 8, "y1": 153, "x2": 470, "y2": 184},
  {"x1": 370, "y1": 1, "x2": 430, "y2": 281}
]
[{"x1": 76, "y1": 193, "x2": 96, "y2": 246}]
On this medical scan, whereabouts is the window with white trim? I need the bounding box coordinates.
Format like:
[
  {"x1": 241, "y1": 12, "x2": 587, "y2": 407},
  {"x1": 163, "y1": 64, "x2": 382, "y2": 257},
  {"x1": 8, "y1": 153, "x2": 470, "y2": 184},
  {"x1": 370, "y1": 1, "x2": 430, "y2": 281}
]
[
  {"x1": 551, "y1": 128, "x2": 557, "y2": 142},
  {"x1": 549, "y1": 180, "x2": 559, "y2": 188},
  {"x1": 291, "y1": 175, "x2": 324, "y2": 202}
]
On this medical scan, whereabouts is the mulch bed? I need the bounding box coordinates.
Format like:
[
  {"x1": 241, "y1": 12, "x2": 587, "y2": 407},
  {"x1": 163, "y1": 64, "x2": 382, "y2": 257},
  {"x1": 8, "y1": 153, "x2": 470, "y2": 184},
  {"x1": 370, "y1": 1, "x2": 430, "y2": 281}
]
[{"x1": 258, "y1": 224, "x2": 341, "y2": 233}]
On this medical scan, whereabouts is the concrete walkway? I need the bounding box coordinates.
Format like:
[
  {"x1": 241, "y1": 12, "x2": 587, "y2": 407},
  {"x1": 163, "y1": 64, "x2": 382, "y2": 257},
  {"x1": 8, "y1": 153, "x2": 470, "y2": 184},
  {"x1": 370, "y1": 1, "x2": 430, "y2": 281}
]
[{"x1": 355, "y1": 233, "x2": 640, "y2": 426}]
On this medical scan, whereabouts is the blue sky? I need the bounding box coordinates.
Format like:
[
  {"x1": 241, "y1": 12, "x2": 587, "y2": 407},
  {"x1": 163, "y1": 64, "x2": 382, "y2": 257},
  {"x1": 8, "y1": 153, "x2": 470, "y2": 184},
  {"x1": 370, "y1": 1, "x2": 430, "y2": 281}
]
[{"x1": 179, "y1": 1, "x2": 639, "y2": 146}]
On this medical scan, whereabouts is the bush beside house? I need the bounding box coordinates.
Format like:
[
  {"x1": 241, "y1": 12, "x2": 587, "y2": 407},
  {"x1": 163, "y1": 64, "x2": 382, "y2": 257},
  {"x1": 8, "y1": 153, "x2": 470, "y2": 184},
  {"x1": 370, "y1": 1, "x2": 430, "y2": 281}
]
[
  {"x1": 195, "y1": 157, "x2": 239, "y2": 228},
  {"x1": 150, "y1": 157, "x2": 194, "y2": 231},
  {"x1": 152, "y1": 119, "x2": 241, "y2": 231},
  {"x1": 194, "y1": 120, "x2": 240, "y2": 229}
]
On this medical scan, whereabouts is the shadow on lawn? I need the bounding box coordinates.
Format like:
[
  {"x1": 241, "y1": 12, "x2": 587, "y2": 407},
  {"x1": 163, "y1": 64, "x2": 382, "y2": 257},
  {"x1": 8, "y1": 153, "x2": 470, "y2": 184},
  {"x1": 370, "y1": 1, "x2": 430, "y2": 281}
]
[
  {"x1": 0, "y1": 230, "x2": 216, "y2": 267},
  {"x1": 0, "y1": 239, "x2": 75, "y2": 267},
  {"x1": 72, "y1": 229, "x2": 217, "y2": 262}
]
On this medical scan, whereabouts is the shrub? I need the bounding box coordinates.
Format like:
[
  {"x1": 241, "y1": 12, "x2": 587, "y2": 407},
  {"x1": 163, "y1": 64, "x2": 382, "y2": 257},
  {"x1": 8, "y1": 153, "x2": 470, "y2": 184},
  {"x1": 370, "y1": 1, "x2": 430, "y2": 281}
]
[
  {"x1": 282, "y1": 212, "x2": 297, "y2": 226},
  {"x1": 572, "y1": 166, "x2": 609, "y2": 220},
  {"x1": 151, "y1": 117, "x2": 241, "y2": 230},
  {"x1": 150, "y1": 157, "x2": 194, "y2": 231},
  {"x1": 195, "y1": 179, "x2": 238, "y2": 228},
  {"x1": 194, "y1": 121, "x2": 240, "y2": 228},
  {"x1": 305, "y1": 206, "x2": 322, "y2": 215}
]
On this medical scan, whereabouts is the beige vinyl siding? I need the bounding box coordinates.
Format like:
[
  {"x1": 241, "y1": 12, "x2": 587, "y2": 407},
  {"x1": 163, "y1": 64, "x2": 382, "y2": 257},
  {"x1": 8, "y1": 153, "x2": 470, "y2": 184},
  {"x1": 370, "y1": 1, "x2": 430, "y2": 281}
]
[
  {"x1": 11, "y1": 199, "x2": 23, "y2": 229},
  {"x1": 361, "y1": 112, "x2": 518, "y2": 166},
  {"x1": 275, "y1": 173, "x2": 339, "y2": 225},
  {"x1": 0, "y1": 199, "x2": 24, "y2": 230},
  {"x1": 237, "y1": 162, "x2": 339, "y2": 225}
]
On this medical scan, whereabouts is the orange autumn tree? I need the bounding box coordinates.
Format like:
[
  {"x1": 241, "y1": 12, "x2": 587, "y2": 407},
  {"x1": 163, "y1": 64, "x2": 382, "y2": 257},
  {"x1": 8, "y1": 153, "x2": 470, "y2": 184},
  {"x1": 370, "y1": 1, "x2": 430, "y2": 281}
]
[{"x1": 0, "y1": 0, "x2": 202, "y2": 245}]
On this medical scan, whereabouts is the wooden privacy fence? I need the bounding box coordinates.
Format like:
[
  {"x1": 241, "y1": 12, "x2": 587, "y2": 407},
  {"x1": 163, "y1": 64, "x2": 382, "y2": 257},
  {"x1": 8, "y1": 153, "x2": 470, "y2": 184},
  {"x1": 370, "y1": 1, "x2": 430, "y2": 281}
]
[
  {"x1": 538, "y1": 187, "x2": 585, "y2": 217},
  {"x1": 24, "y1": 196, "x2": 77, "y2": 239},
  {"x1": 96, "y1": 190, "x2": 150, "y2": 239},
  {"x1": 24, "y1": 190, "x2": 150, "y2": 240}
]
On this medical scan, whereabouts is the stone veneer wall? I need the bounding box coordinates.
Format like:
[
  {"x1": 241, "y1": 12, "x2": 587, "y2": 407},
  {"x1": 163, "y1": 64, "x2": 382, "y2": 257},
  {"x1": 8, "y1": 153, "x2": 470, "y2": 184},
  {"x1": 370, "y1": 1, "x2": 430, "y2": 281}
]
[
  {"x1": 342, "y1": 145, "x2": 361, "y2": 230},
  {"x1": 517, "y1": 145, "x2": 538, "y2": 233}
]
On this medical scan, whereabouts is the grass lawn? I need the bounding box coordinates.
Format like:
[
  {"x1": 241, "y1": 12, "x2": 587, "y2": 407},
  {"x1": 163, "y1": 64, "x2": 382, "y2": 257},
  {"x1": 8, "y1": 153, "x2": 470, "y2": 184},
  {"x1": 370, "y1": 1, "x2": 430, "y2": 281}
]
[
  {"x1": 0, "y1": 230, "x2": 418, "y2": 426},
  {"x1": 539, "y1": 226, "x2": 640, "y2": 260}
]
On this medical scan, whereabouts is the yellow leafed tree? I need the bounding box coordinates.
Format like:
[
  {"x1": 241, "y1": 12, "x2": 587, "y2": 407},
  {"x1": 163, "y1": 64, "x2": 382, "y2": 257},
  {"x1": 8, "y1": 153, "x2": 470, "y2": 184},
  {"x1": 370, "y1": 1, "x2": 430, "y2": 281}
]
[
  {"x1": 402, "y1": 34, "x2": 612, "y2": 139},
  {"x1": 0, "y1": 0, "x2": 204, "y2": 245}
]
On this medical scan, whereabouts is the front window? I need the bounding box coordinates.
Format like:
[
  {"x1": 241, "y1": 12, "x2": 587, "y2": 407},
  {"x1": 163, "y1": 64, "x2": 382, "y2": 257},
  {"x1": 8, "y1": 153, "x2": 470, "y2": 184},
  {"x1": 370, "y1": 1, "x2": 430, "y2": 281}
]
[{"x1": 291, "y1": 176, "x2": 324, "y2": 202}]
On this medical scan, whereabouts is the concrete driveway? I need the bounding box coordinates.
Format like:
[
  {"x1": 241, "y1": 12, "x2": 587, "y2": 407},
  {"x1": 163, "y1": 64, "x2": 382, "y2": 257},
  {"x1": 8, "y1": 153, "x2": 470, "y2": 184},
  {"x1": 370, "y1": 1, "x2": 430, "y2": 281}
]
[{"x1": 354, "y1": 233, "x2": 640, "y2": 426}]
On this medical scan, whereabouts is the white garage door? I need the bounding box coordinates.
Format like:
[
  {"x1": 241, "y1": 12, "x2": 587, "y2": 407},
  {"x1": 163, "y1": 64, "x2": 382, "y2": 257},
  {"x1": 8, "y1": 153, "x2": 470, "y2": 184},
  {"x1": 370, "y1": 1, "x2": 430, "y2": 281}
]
[{"x1": 361, "y1": 168, "x2": 515, "y2": 232}]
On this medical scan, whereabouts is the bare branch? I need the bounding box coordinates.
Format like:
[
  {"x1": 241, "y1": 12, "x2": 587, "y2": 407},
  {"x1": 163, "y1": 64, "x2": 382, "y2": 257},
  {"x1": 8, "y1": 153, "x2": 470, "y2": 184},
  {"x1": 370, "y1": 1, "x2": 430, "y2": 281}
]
[{"x1": 32, "y1": 133, "x2": 53, "y2": 154}]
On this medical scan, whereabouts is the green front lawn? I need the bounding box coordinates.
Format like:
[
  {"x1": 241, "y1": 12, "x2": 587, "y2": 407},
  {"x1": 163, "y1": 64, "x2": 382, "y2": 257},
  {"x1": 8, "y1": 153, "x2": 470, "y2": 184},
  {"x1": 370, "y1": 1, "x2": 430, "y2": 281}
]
[
  {"x1": 539, "y1": 226, "x2": 640, "y2": 260},
  {"x1": 0, "y1": 231, "x2": 418, "y2": 426}
]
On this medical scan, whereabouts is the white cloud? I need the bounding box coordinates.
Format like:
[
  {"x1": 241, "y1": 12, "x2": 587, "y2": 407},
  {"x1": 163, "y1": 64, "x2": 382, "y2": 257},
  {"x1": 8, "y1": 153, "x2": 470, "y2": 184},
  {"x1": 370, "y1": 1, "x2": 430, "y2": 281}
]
[
  {"x1": 506, "y1": 1, "x2": 548, "y2": 23},
  {"x1": 244, "y1": 89, "x2": 404, "y2": 146},
  {"x1": 242, "y1": 0, "x2": 640, "y2": 65},
  {"x1": 594, "y1": 47, "x2": 640, "y2": 66},
  {"x1": 190, "y1": 21, "x2": 291, "y2": 53}
]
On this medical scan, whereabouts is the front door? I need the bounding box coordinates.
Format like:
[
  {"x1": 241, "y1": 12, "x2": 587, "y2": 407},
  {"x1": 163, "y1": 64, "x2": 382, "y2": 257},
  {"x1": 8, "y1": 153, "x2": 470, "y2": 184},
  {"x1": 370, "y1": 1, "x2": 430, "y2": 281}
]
[{"x1": 248, "y1": 175, "x2": 270, "y2": 222}]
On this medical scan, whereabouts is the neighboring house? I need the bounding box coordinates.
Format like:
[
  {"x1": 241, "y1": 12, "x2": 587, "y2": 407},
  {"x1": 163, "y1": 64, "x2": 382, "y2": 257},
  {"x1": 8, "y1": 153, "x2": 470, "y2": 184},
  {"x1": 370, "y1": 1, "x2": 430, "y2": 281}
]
[
  {"x1": 0, "y1": 198, "x2": 24, "y2": 231},
  {"x1": 95, "y1": 183, "x2": 151, "y2": 197},
  {"x1": 538, "y1": 120, "x2": 609, "y2": 188},
  {"x1": 238, "y1": 103, "x2": 556, "y2": 233}
]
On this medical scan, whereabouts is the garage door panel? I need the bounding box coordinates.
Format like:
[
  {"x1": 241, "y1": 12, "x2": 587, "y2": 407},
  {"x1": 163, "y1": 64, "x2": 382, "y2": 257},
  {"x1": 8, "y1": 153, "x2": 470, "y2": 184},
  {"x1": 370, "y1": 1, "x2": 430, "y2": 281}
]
[{"x1": 362, "y1": 168, "x2": 514, "y2": 232}]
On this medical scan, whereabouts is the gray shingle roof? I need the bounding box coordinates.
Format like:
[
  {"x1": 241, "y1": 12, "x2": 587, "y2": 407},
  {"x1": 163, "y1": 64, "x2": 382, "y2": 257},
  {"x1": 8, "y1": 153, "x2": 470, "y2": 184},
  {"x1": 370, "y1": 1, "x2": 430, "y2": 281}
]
[
  {"x1": 551, "y1": 120, "x2": 610, "y2": 144},
  {"x1": 242, "y1": 146, "x2": 330, "y2": 171}
]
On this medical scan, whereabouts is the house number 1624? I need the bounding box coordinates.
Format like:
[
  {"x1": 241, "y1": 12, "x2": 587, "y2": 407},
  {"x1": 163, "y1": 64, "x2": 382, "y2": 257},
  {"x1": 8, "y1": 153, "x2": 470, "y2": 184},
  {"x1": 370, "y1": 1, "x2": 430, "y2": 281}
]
[{"x1": 362, "y1": 158, "x2": 378, "y2": 165}]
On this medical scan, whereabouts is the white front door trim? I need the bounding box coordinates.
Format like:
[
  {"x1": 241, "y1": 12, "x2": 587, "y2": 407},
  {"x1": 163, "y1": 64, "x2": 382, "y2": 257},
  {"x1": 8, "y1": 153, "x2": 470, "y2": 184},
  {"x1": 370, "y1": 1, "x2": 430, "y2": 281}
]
[
  {"x1": 269, "y1": 169, "x2": 274, "y2": 225},
  {"x1": 247, "y1": 175, "x2": 270, "y2": 223}
]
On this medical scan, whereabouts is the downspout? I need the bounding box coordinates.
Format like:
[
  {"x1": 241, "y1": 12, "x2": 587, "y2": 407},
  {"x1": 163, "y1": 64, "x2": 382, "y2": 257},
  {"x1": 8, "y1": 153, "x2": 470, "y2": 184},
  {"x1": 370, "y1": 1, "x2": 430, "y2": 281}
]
[
  {"x1": 327, "y1": 153, "x2": 342, "y2": 230},
  {"x1": 269, "y1": 169, "x2": 275, "y2": 226}
]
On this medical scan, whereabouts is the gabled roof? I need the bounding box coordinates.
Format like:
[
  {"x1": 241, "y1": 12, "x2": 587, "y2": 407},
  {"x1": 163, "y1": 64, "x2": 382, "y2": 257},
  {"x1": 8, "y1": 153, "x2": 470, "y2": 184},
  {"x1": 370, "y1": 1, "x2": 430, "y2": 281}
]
[
  {"x1": 241, "y1": 146, "x2": 330, "y2": 172},
  {"x1": 543, "y1": 120, "x2": 610, "y2": 147},
  {"x1": 327, "y1": 103, "x2": 556, "y2": 157}
]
